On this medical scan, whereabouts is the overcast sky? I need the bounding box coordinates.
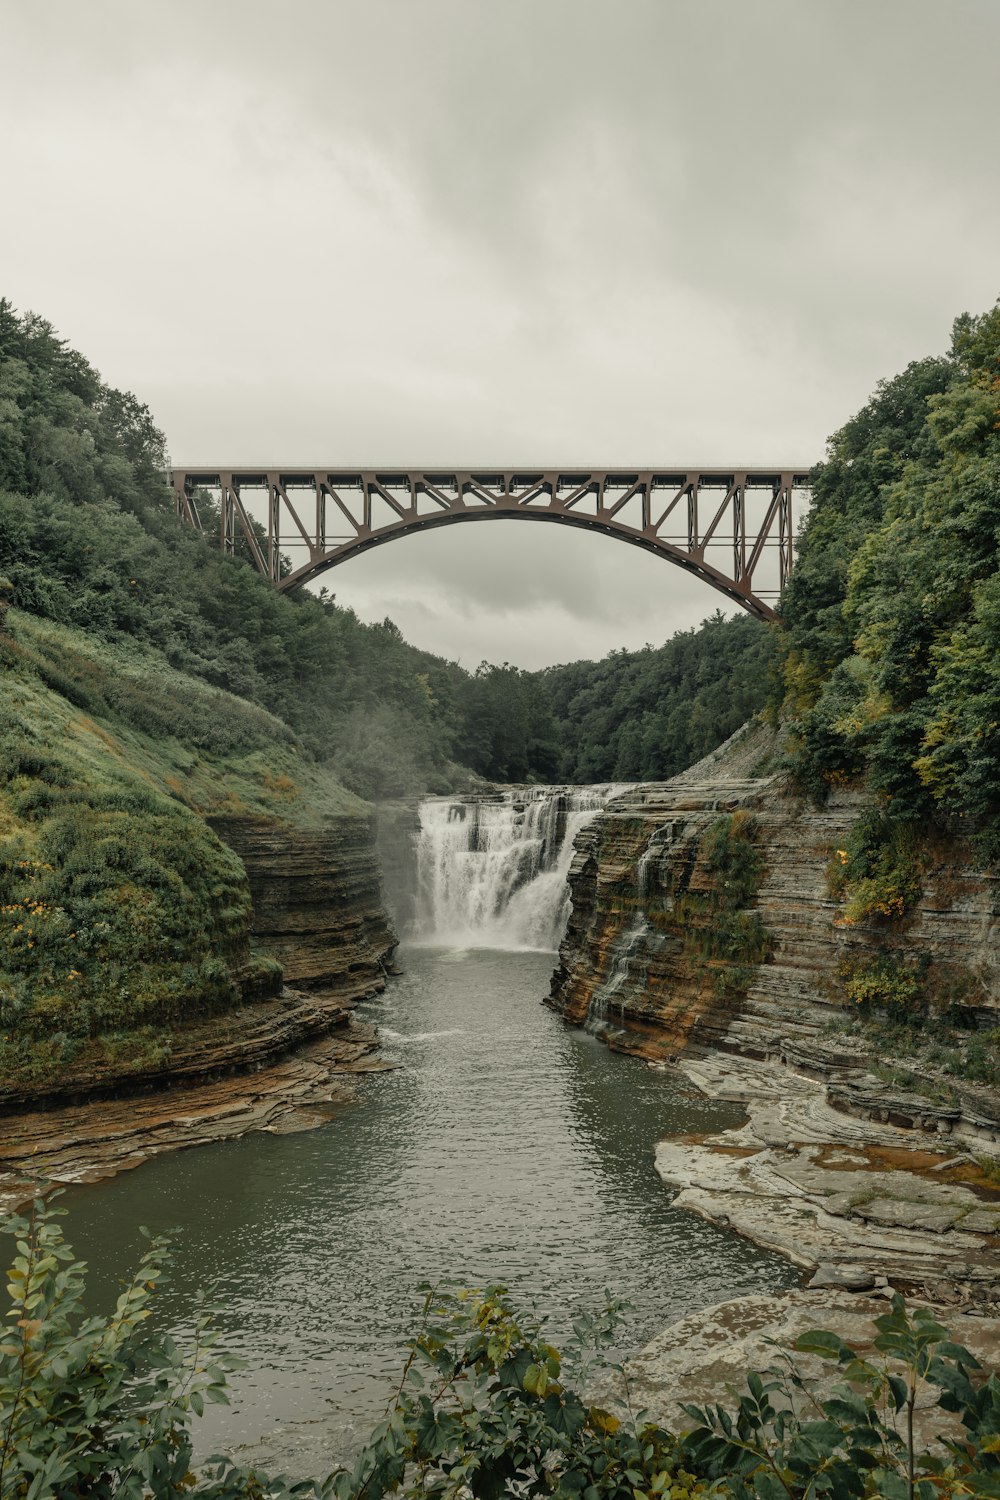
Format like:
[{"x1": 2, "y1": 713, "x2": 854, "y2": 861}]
[{"x1": 5, "y1": 0, "x2": 999, "y2": 669}]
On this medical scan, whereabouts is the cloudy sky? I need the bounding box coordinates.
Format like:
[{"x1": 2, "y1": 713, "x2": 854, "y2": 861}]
[{"x1": 5, "y1": 0, "x2": 999, "y2": 668}]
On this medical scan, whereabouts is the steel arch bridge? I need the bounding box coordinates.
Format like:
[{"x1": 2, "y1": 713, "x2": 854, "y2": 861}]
[{"x1": 169, "y1": 466, "x2": 811, "y2": 621}]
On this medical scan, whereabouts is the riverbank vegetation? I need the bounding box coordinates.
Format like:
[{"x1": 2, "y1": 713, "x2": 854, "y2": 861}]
[
  {"x1": 0, "y1": 606, "x2": 357, "y2": 1090},
  {"x1": 5, "y1": 1194, "x2": 1000, "y2": 1499}
]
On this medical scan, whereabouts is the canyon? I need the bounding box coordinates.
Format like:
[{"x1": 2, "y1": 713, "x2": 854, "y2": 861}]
[{"x1": 6, "y1": 722, "x2": 1000, "y2": 1354}]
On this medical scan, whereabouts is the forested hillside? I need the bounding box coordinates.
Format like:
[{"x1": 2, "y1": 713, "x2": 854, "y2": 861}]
[
  {"x1": 535, "y1": 614, "x2": 775, "y2": 782},
  {"x1": 0, "y1": 300, "x2": 471, "y2": 801},
  {"x1": 0, "y1": 300, "x2": 776, "y2": 795},
  {"x1": 780, "y1": 299, "x2": 1000, "y2": 862}
]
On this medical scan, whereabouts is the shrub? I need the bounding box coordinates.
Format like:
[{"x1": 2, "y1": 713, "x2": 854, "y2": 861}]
[
  {"x1": 0, "y1": 1193, "x2": 257, "y2": 1498},
  {"x1": 830, "y1": 806, "x2": 924, "y2": 928},
  {"x1": 665, "y1": 814, "x2": 775, "y2": 1000},
  {"x1": 839, "y1": 952, "x2": 924, "y2": 1013},
  {"x1": 4, "y1": 1200, "x2": 1000, "y2": 1500}
]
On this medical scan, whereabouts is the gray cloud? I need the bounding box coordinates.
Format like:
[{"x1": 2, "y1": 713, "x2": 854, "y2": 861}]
[{"x1": 4, "y1": 0, "x2": 998, "y2": 667}]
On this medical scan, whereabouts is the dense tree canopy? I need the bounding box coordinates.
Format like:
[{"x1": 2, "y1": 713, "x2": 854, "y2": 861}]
[
  {"x1": 779, "y1": 299, "x2": 1000, "y2": 856},
  {"x1": 535, "y1": 614, "x2": 776, "y2": 783},
  {"x1": 0, "y1": 299, "x2": 782, "y2": 795}
]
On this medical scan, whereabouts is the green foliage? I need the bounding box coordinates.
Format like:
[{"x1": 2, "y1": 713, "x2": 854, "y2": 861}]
[
  {"x1": 0, "y1": 301, "x2": 470, "y2": 798},
  {"x1": 682, "y1": 1293, "x2": 1000, "y2": 1498},
  {"x1": 536, "y1": 614, "x2": 777, "y2": 785},
  {"x1": 832, "y1": 1008, "x2": 1000, "y2": 1090},
  {"x1": 5, "y1": 1208, "x2": 1000, "y2": 1500},
  {"x1": 0, "y1": 612, "x2": 372, "y2": 1087},
  {"x1": 455, "y1": 663, "x2": 561, "y2": 783},
  {"x1": 328, "y1": 1286, "x2": 713, "y2": 1500},
  {"x1": 654, "y1": 812, "x2": 774, "y2": 1003},
  {"x1": 700, "y1": 810, "x2": 768, "y2": 911},
  {"x1": 779, "y1": 298, "x2": 1000, "y2": 858},
  {"x1": 838, "y1": 953, "x2": 925, "y2": 1013},
  {"x1": 828, "y1": 807, "x2": 924, "y2": 927},
  {"x1": 0, "y1": 1192, "x2": 264, "y2": 1499}
]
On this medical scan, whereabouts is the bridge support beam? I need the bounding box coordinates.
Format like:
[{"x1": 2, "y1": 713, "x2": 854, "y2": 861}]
[{"x1": 168, "y1": 467, "x2": 810, "y2": 620}]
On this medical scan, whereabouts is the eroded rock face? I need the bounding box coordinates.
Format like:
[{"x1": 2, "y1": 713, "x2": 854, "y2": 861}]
[
  {"x1": 658, "y1": 1054, "x2": 1000, "y2": 1295},
  {"x1": 593, "y1": 1290, "x2": 1000, "y2": 1453},
  {"x1": 212, "y1": 814, "x2": 397, "y2": 997},
  {"x1": 549, "y1": 724, "x2": 1000, "y2": 1085},
  {"x1": 0, "y1": 1014, "x2": 394, "y2": 1216},
  {"x1": 0, "y1": 810, "x2": 400, "y2": 1192},
  {"x1": 0, "y1": 812, "x2": 396, "y2": 1113}
]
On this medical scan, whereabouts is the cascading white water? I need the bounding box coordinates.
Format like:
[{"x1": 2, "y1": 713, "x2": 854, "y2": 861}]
[
  {"x1": 586, "y1": 822, "x2": 675, "y2": 1031},
  {"x1": 413, "y1": 787, "x2": 619, "y2": 951},
  {"x1": 588, "y1": 913, "x2": 650, "y2": 1027}
]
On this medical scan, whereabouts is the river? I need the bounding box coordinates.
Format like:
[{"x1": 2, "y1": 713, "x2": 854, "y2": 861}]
[{"x1": 60, "y1": 790, "x2": 798, "y2": 1464}]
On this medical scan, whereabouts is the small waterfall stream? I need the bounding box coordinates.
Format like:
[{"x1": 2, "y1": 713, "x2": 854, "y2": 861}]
[
  {"x1": 585, "y1": 820, "x2": 686, "y2": 1031},
  {"x1": 413, "y1": 787, "x2": 619, "y2": 950}
]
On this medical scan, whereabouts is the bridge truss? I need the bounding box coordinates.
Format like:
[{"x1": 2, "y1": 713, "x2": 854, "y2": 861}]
[{"x1": 169, "y1": 467, "x2": 811, "y2": 620}]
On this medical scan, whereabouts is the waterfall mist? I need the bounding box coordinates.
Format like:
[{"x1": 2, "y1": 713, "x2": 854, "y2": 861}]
[{"x1": 413, "y1": 787, "x2": 619, "y2": 951}]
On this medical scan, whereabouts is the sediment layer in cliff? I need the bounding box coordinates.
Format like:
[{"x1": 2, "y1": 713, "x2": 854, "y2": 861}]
[
  {"x1": 0, "y1": 1016, "x2": 394, "y2": 1216},
  {"x1": 548, "y1": 721, "x2": 1000, "y2": 1135},
  {"x1": 212, "y1": 814, "x2": 397, "y2": 996},
  {"x1": 0, "y1": 811, "x2": 397, "y2": 1114}
]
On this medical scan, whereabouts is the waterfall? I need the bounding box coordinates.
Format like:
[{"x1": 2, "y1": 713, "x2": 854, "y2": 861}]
[
  {"x1": 587, "y1": 913, "x2": 651, "y2": 1029},
  {"x1": 586, "y1": 822, "x2": 675, "y2": 1032},
  {"x1": 413, "y1": 786, "x2": 619, "y2": 951}
]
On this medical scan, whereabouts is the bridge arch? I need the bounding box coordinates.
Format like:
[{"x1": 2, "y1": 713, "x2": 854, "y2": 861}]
[{"x1": 170, "y1": 468, "x2": 811, "y2": 622}]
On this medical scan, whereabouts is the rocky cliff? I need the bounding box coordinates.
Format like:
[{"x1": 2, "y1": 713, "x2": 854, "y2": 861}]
[
  {"x1": 212, "y1": 814, "x2": 397, "y2": 998},
  {"x1": 0, "y1": 811, "x2": 397, "y2": 1113},
  {"x1": 548, "y1": 721, "x2": 1000, "y2": 1141}
]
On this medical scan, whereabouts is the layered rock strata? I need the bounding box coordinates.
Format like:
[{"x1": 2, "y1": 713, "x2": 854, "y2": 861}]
[
  {"x1": 211, "y1": 814, "x2": 397, "y2": 996},
  {"x1": 548, "y1": 722, "x2": 1000, "y2": 1141},
  {"x1": 659, "y1": 1052, "x2": 1000, "y2": 1300},
  {"x1": 550, "y1": 724, "x2": 1000, "y2": 1295},
  {"x1": 0, "y1": 1018, "x2": 393, "y2": 1216},
  {"x1": 0, "y1": 811, "x2": 398, "y2": 1188}
]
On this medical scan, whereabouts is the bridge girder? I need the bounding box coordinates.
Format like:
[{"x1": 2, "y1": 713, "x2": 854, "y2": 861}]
[{"x1": 168, "y1": 468, "x2": 811, "y2": 621}]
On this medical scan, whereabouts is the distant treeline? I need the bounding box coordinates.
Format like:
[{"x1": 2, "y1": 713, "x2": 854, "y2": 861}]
[
  {"x1": 0, "y1": 298, "x2": 774, "y2": 796},
  {"x1": 454, "y1": 616, "x2": 776, "y2": 784}
]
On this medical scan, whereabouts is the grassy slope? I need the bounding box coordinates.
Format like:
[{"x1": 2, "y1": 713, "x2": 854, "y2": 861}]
[{"x1": 0, "y1": 608, "x2": 366, "y2": 1088}]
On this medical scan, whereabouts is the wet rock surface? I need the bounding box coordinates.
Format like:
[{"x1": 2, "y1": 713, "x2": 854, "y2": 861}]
[
  {"x1": 211, "y1": 813, "x2": 397, "y2": 995},
  {"x1": 0, "y1": 1014, "x2": 393, "y2": 1216}
]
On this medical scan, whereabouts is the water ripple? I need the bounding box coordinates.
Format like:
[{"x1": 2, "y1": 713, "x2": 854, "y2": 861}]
[{"x1": 62, "y1": 948, "x2": 798, "y2": 1455}]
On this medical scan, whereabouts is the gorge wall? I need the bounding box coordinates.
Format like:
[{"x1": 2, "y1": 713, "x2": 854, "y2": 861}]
[
  {"x1": 212, "y1": 814, "x2": 396, "y2": 998},
  {"x1": 0, "y1": 809, "x2": 398, "y2": 1112},
  {"x1": 548, "y1": 722, "x2": 1000, "y2": 1137}
]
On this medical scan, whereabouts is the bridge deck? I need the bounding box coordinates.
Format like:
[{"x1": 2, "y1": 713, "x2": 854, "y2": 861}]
[{"x1": 167, "y1": 466, "x2": 813, "y2": 622}]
